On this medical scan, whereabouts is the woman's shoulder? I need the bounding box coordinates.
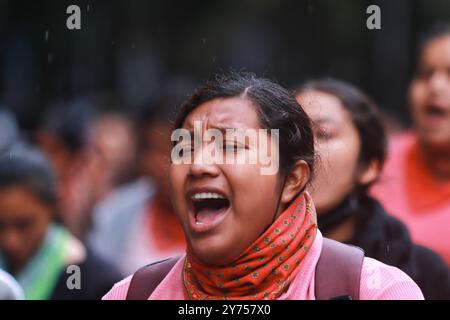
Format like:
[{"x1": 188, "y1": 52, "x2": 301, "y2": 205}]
[
  {"x1": 359, "y1": 257, "x2": 424, "y2": 300},
  {"x1": 103, "y1": 255, "x2": 186, "y2": 300},
  {"x1": 102, "y1": 275, "x2": 133, "y2": 300},
  {"x1": 388, "y1": 132, "x2": 417, "y2": 153}
]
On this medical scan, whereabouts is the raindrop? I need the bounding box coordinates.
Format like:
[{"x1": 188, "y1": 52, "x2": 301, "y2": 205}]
[
  {"x1": 87, "y1": 4, "x2": 90, "y2": 12},
  {"x1": 48, "y1": 53, "x2": 53, "y2": 64},
  {"x1": 202, "y1": 38, "x2": 206, "y2": 44},
  {"x1": 44, "y1": 30, "x2": 49, "y2": 41}
]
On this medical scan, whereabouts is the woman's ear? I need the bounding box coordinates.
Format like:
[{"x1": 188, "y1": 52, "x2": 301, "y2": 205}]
[
  {"x1": 356, "y1": 159, "x2": 381, "y2": 186},
  {"x1": 280, "y1": 160, "x2": 310, "y2": 205}
]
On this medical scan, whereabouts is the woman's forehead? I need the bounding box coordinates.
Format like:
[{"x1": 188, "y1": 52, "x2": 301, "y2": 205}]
[
  {"x1": 183, "y1": 97, "x2": 260, "y2": 131},
  {"x1": 299, "y1": 91, "x2": 347, "y2": 124},
  {"x1": 421, "y1": 35, "x2": 450, "y2": 67}
]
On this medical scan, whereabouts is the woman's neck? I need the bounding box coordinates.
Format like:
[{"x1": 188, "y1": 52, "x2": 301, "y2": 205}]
[
  {"x1": 419, "y1": 142, "x2": 450, "y2": 181},
  {"x1": 318, "y1": 195, "x2": 362, "y2": 243}
]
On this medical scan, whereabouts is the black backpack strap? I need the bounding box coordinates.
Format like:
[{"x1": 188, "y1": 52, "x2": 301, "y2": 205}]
[
  {"x1": 126, "y1": 239, "x2": 364, "y2": 300},
  {"x1": 126, "y1": 257, "x2": 179, "y2": 300},
  {"x1": 315, "y1": 238, "x2": 365, "y2": 300}
]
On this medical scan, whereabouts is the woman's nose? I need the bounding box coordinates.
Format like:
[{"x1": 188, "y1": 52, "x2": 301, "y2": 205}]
[
  {"x1": 428, "y1": 71, "x2": 450, "y2": 96},
  {"x1": 188, "y1": 143, "x2": 220, "y2": 178}
]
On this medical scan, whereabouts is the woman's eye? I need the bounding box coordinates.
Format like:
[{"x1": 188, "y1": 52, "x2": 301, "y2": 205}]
[
  {"x1": 416, "y1": 67, "x2": 433, "y2": 80},
  {"x1": 315, "y1": 129, "x2": 333, "y2": 141},
  {"x1": 223, "y1": 142, "x2": 245, "y2": 152},
  {"x1": 178, "y1": 144, "x2": 194, "y2": 157}
]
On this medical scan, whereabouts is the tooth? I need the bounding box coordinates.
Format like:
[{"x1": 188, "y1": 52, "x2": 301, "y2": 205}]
[{"x1": 191, "y1": 192, "x2": 226, "y2": 200}]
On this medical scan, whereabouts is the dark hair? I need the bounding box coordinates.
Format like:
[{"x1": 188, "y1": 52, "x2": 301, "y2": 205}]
[
  {"x1": 174, "y1": 72, "x2": 315, "y2": 176},
  {"x1": 295, "y1": 78, "x2": 386, "y2": 188},
  {"x1": 413, "y1": 23, "x2": 450, "y2": 75},
  {"x1": 0, "y1": 143, "x2": 58, "y2": 206}
]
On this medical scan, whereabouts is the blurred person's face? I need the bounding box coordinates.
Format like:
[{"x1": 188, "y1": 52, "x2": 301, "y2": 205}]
[
  {"x1": 0, "y1": 187, "x2": 52, "y2": 273},
  {"x1": 92, "y1": 115, "x2": 136, "y2": 184},
  {"x1": 297, "y1": 91, "x2": 366, "y2": 214},
  {"x1": 140, "y1": 121, "x2": 173, "y2": 201},
  {"x1": 409, "y1": 35, "x2": 450, "y2": 151},
  {"x1": 170, "y1": 97, "x2": 290, "y2": 266}
]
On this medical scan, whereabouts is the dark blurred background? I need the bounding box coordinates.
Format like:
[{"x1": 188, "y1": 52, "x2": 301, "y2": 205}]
[{"x1": 1, "y1": 0, "x2": 450, "y2": 131}]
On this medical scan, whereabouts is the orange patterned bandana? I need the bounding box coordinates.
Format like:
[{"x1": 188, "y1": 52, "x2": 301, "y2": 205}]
[{"x1": 182, "y1": 191, "x2": 317, "y2": 300}]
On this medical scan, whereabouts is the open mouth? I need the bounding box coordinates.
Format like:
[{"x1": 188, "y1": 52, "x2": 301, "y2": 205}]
[
  {"x1": 424, "y1": 105, "x2": 449, "y2": 120},
  {"x1": 187, "y1": 191, "x2": 230, "y2": 232}
]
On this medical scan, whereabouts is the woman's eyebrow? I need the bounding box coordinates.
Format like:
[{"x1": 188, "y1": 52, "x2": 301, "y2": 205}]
[
  {"x1": 212, "y1": 125, "x2": 240, "y2": 133},
  {"x1": 201, "y1": 124, "x2": 243, "y2": 133},
  {"x1": 183, "y1": 126, "x2": 236, "y2": 132},
  {"x1": 313, "y1": 117, "x2": 337, "y2": 125}
]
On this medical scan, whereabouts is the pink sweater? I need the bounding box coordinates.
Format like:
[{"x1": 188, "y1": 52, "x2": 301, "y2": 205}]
[
  {"x1": 371, "y1": 133, "x2": 450, "y2": 265},
  {"x1": 103, "y1": 231, "x2": 423, "y2": 300}
]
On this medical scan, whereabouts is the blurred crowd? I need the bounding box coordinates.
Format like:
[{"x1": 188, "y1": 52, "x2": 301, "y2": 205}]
[{"x1": 0, "y1": 23, "x2": 450, "y2": 300}]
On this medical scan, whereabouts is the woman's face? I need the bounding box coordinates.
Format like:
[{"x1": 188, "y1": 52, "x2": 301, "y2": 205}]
[
  {"x1": 296, "y1": 91, "x2": 361, "y2": 214},
  {"x1": 409, "y1": 35, "x2": 450, "y2": 150},
  {"x1": 0, "y1": 186, "x2": 52, "y2": 272},
  {"x1": 169, "y1": 97, "x2": 283, "y2": 266}
]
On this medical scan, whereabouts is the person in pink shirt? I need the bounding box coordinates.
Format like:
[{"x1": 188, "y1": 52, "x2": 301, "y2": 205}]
[
  {"x1": 371, "y1": 24, "x2": 450, "y2": 265},
  {"x1": 295, "y1": 78, "x2": 450, "y2": 299},
  {"x1": 104, "y1": 72, "x2": 423, "y2": 300}
]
